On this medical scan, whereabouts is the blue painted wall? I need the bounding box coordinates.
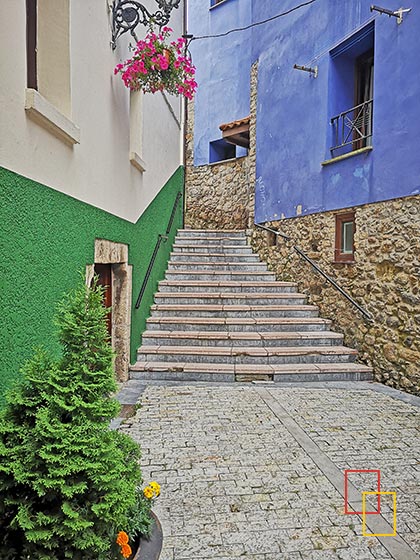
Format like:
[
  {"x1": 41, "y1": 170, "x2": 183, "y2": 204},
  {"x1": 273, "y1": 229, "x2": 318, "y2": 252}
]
[
  {"x1": 189, "y1": 0, "x2": 420, "y2": 220},
  {"x1": 189, "y1": 0, "x2": 252, "y2": 165}
]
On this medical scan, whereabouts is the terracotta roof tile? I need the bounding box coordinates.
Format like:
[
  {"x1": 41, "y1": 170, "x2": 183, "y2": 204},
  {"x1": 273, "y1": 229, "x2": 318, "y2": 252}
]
[{"x1": 219, "y1": 116, "x2": 250, "y2": 131}]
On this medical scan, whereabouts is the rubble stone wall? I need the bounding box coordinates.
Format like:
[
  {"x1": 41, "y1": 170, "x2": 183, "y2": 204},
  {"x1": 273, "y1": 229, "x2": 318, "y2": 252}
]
[
  {"x1": 185, "y1": 99, "x2": 253, "y2": 230},
  {"x1": 250, "y1": 196, "x2": 420, "y2": 395}
]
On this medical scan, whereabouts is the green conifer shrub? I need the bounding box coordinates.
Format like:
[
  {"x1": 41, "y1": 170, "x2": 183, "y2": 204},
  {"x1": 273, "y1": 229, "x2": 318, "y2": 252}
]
[{"x1": 0, "y1": 278, "x2": 151, "y2": 560}]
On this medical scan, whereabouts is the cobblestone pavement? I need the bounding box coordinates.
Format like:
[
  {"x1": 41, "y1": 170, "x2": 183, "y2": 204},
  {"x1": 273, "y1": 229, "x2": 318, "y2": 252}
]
[{"x1": 119, "y1": 382, "x2": 420, "y2": 560}]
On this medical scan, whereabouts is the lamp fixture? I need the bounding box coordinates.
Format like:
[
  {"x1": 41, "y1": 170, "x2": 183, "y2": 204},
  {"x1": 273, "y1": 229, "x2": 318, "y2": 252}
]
[
  {"x1": 111, "y1": 0, "x2": 181, "y2": 49},
  {"x1": 293, "y1": 64, "x2": 318, "y2": 78},
  {"x1": 370, "y1": 5, "x2": 412, "y2": 24}
]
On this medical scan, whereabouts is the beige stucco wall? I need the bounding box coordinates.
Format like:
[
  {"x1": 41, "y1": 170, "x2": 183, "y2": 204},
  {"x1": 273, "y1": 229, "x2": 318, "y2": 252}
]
[{"x1": 0, "y1": 0, "x2": 184, "y2": 223}]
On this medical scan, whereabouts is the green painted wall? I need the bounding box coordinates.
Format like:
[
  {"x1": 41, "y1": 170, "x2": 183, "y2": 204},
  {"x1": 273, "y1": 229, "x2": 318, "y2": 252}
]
[{"x1": 0, "y1": 166, "x2": 184, "y2": 404}]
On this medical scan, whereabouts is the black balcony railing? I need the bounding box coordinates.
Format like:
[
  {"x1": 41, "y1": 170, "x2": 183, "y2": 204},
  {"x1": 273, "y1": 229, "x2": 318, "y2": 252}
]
[{"x1": 330, "y1": 99, "x2": 373, "y2": 155}]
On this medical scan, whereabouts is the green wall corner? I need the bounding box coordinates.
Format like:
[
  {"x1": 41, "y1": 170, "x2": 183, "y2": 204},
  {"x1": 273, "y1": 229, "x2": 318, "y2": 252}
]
[{"x1": 0, "y1": 166, "x2": 184, "y2": 404}]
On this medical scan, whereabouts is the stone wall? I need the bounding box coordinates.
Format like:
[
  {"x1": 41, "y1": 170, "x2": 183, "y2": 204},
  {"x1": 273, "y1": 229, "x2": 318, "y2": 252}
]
[
  {"x1": 250, "y1": 196, "x2": 420, "y2": 395},
  {"x1": 185, "y1": 100, "x2": 253, "y2": 230}
]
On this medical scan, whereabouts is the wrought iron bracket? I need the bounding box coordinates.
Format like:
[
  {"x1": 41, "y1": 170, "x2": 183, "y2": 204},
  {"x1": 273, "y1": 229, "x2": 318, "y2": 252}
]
[
  {"x1": 111, "y1": 0, "x2": 181, "y2": 50},
  {"x1": 370, "y1": 5, "x2": 412, "y2": 25}
]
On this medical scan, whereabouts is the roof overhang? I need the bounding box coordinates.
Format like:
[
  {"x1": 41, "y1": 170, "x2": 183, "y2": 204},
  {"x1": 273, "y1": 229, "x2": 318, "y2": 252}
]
[{"x1": 219, "y1": 116, "x2": 250, "y2": 149}]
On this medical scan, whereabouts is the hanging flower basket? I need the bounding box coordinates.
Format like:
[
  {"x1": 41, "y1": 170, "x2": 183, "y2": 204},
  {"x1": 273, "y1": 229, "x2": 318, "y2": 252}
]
[{"x1": 114, "y1": 27, "x2": 197, "y2": 100}]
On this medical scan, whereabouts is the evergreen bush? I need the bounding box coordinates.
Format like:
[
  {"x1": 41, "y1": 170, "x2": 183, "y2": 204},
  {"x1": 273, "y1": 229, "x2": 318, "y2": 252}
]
[{"x1": 0, "y1": 278, "x2": 151, "y2": 560}]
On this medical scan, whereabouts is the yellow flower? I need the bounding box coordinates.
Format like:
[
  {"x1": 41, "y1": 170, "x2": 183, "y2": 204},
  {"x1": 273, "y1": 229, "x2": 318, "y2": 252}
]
[
  {"x1": 150, "y1": 481, "x2": 161, "y2": 497},
  {"x1": 143, "y1": 486, "x2": 154, "y2": 499},
  {"x1": 116, "y1": 531, "x2": 129, "y2": 546}
]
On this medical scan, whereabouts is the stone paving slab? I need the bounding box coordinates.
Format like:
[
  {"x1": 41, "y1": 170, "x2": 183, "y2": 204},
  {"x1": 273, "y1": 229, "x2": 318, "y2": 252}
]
[{"x1": 119, "y1": 382, "x2": 420, "y2": 559}]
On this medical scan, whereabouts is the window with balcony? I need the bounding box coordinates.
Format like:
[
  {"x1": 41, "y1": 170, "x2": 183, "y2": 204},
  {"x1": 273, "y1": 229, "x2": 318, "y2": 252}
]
[{"x1": 329, "y1": 23, "x2": 374, "y2": 158}]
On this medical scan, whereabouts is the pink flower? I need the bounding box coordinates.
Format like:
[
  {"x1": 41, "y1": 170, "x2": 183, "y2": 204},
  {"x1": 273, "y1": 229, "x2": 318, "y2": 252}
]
[
  {"x1": 158, "y1": 55, "x2": 169, "y2": 71},
  {"x1": 114, "y1": 63, "x2": 123, "y2": 75}
]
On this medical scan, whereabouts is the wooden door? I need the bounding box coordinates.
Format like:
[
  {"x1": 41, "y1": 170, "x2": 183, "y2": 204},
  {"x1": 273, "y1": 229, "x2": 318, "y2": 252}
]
[{"x1": 94, "y1": 263, "x2": 112, "y2": 337}]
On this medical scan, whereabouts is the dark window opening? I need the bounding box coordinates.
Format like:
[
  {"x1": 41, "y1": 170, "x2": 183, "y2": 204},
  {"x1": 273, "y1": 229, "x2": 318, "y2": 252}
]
[
  {"x1": 353, "y1": 49, "x2": 374, "y2": 150},
  {"x1": 209, "y1": 139, "x2": 236, "y2": 163},
  {"x1": 335, "y1": 212, "x2": 355, "y2": 263},
  {"x1": 26, "y1": 0, "x2": 38, "y2": 89}
]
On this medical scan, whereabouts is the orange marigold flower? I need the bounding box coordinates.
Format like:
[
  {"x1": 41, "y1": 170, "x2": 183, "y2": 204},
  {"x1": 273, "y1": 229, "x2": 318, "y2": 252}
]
[
  {"x1": 143, "y1": 486, "x2": 154, "y2": 499},
  {"x1": 116, "y1": 531, "x2": 129, "y2": 546},
  {"x1": 121, "y1": 543, "x2": 132, "y2": 558}
]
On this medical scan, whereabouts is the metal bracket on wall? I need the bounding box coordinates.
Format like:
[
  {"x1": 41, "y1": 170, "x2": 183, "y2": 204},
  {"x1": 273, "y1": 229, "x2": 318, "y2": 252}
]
[
  {"x1": 370, "y1": 5, "x2": 412, "y2": 25},
  {"x1": 110, "y1": 0, "x2": 181, "y2": 49},
  {"x1": 293, "y1": 64, "x2": 318, "y2": 78}
]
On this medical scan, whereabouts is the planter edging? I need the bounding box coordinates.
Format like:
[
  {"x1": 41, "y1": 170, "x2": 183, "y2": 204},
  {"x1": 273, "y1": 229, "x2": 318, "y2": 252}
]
[{"x1": 133, "y1": 512, "x2": 163, "y2": 560}]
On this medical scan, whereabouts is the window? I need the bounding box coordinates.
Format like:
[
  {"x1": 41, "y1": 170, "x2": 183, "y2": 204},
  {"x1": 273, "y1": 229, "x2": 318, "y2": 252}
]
[
  {"x1": 329, "y1": 23, "x2": 374, "y2": 157},
  {"x1": 335, "y1": 212, "x2": 355, "y2": 262},
  {"x1": 129, "y1": 91, "x2": 146, "y2": 172},
  {"x1": 25, "y1": 0, "x2": 79, "y2": 143},
  {"x1": 26, "y1": 0, "x2": 71, "y2": 116},
  {"x1": 26, "y1": 0, "x2": 38, "y2": 89},
  {"x1": 209, "y1": 139, "x2": 236, "y2": 163}
]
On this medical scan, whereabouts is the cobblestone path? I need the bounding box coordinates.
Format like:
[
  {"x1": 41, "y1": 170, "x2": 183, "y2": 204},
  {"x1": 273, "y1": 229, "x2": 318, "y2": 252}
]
[{"x1": 119, "y1": 382, "x2": 420, "y2": 560}]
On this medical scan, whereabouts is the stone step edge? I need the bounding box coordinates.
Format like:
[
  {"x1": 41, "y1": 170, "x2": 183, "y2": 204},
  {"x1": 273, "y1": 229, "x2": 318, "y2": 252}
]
[
  {"x1": 137, "y1": 345, "x2": 358, "y2": 356},
  {"x1": 178, "y1": 229, "x2": 246, "y2": 233},
  {"x1": 159, "y1": 281, "x2": 297, "y2": 287},
  {"x1": 142, "y1": 330, "x2": 343, "y2": 340},
  {"x1": 130, "y1": 361, "x2": 373, "y2": 375},
  {"x1": 170, "y1": 252, "x2": 258, "y2": 258},
  {"x1": 146, "y1": 317, "x2": 331, "y2": 324},
  {"x1": 173, "y1": 244, "x2": 250, "y2": 249},
  {"x1": 151, "y1": 304, "x2": 318, "y2": 311},
  {"x1": 154, "y1": 293, "x2": 306, "y2": 299},
  {"x1": 174, "y1": 236, "x2": 246, "y2": 241},
  {"x1": 166, "y1": 271, "x2": 275, "y2": 275},
  {"x1": 168, "y1": 262, "x2": 267, "y2": 266}
]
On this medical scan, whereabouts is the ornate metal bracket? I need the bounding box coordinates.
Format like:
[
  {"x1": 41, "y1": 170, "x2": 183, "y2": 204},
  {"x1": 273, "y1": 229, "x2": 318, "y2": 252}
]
[{"x1": 111, "y1": 0, "x2": 181, "y2": 49}]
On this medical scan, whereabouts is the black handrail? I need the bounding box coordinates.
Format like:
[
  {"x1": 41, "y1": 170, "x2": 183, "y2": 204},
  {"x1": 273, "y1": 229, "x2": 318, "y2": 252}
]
[
  {"x1": 135, "y1": 191, "x2": 183, "y2": 309},
  {"x1": 254, "y1": 223, "x2": 373, "y2": 322}
]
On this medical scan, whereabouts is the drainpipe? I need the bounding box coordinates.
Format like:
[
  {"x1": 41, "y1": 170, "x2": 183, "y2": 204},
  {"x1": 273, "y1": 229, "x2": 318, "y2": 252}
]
[{"x1": 181, "y1": 0, "x2": 188, "y2": 228}]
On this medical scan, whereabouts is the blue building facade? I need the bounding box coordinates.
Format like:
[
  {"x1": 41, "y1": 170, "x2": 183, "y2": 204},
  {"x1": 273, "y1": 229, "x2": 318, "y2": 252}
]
[
  {"x1": 187, "y1": 0, "x2": 420, "y2": 394},
  {"x1": 189, "y1": 0, "x2": 420, "y2": 222}
]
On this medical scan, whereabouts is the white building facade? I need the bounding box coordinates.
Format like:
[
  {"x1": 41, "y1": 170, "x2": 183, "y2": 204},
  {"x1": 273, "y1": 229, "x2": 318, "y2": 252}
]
[{"x1": 0, "y1": 0, "x2": 186, "y2": 398}]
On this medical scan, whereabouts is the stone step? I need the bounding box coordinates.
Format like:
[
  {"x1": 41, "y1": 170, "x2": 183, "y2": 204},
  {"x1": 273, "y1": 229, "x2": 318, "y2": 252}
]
[
  {"x1": 146, "y1": 317, "x2": 331, "y2": 332},
  {"x1": 154, "y1": 293, "x2": 307, "y2": 305},
  {"x1": 167, "y1": 262, "x2": 268, "y2": 271},
  {"x1": 173, "y1": 244, "x2": 253, "y2": 254},
  {"x1": 165, "y1": 271, "x2": 276, "y2": 281},
  {"x1": 158, "y1": 280, "x2": 298, "y2": 293},
  {"x1": 176, "y1": 229, "x2": 246, "y2": 237},
  {"x1": 136, "y1": 345, "x2": 357, "y2": 364},
  {"x1": 142, "y1": 330, "x2": 344, "y2": 347},
  {"x1": 173, "y1": 237, "x2": 248, "y2": 246},
  {"x1": 170, "y1": 252, "x2": 260, "y2": 263},
  {"x1": 150, "y1": 304, "x2": 319, "y2": 318},
  {"x1": 129, "y1": 361, "x2": 373, "y2": 383}
]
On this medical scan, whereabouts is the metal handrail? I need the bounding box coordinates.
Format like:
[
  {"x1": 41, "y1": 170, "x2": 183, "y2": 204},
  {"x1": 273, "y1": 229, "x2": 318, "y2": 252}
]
[
  {"x1": 254, "y1": 223, "x2": 373, "y2": 322},
  {"x1": 330, "y1": 99, "x2": 373, "y2": 154},
  {"x1": 135, "y1": 191, "x2": 183, "y2": 309}
]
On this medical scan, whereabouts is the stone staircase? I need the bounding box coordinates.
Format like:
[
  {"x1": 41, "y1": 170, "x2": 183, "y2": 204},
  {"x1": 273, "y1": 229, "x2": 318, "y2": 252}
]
[{"x1": 130, "y1": 229, "x2": 373, "y2": 383}]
